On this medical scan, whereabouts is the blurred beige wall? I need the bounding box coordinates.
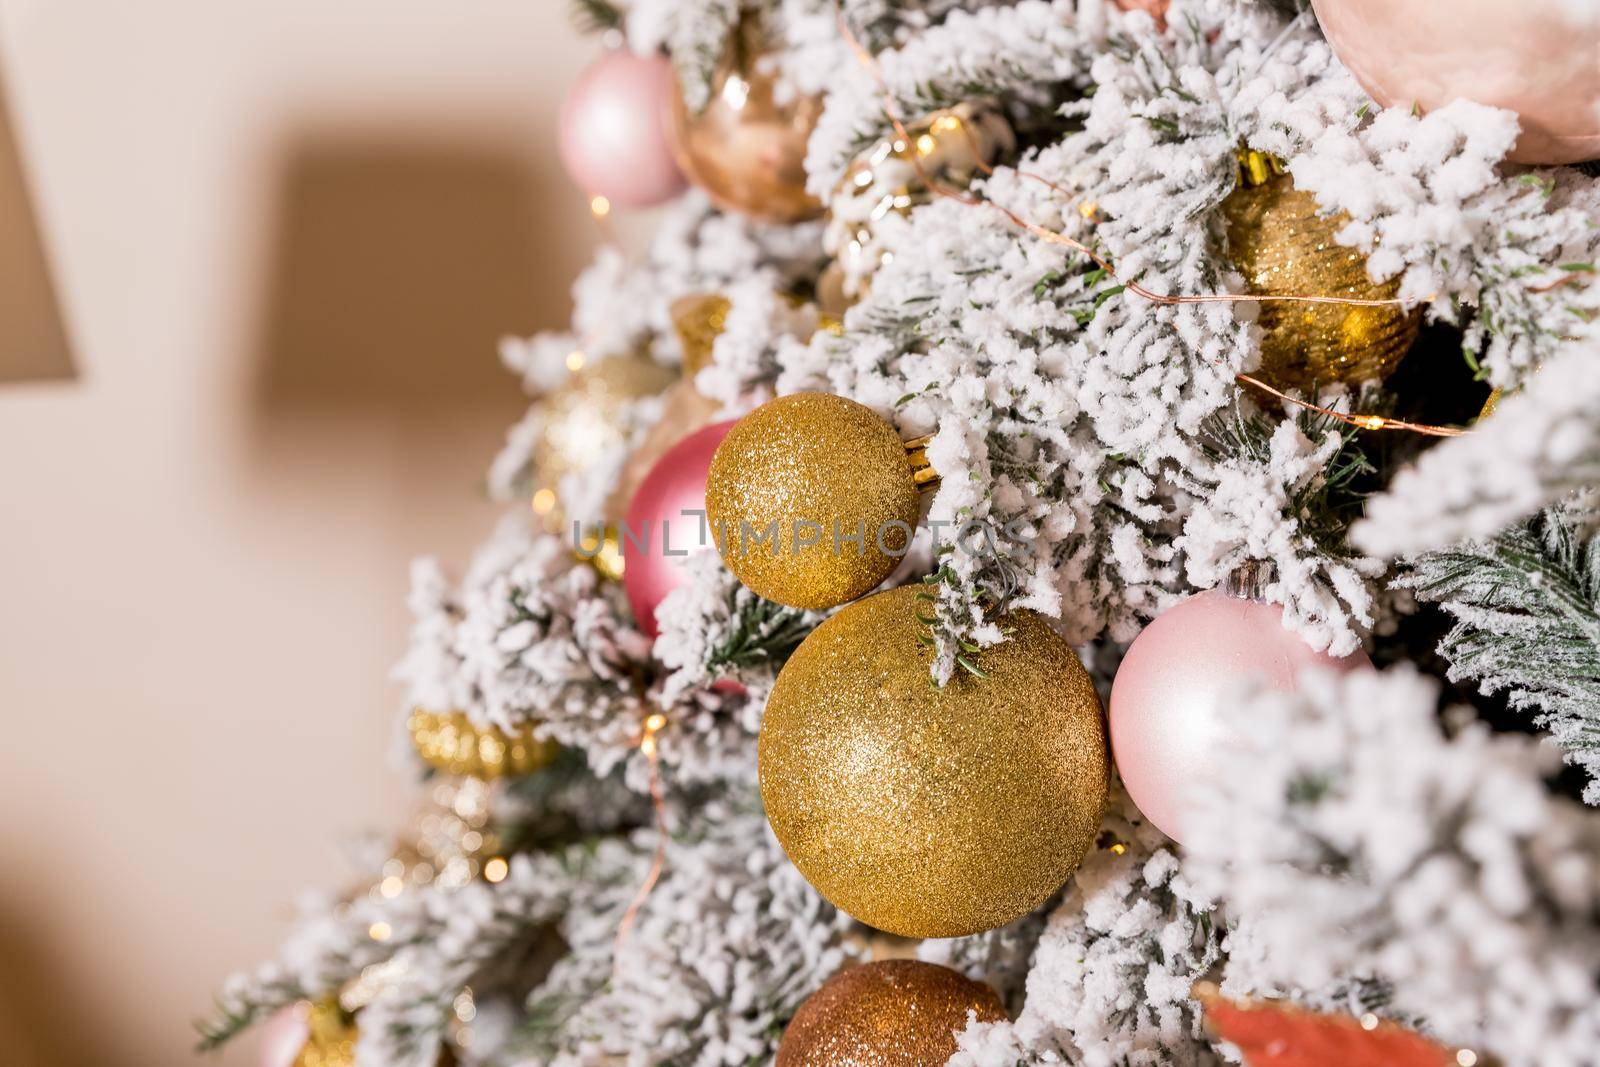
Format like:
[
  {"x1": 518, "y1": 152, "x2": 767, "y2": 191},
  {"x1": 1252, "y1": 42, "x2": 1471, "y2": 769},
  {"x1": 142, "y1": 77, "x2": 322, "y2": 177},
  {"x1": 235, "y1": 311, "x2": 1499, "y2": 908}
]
[{"x1": 0, "y1": 3, "x2": 624, "y2": 1064}]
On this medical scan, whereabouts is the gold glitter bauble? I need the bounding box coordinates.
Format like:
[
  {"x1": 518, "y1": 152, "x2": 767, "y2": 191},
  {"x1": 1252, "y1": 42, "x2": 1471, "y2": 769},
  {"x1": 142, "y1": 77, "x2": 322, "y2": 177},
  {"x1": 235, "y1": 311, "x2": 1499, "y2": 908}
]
[
  {"x1": 760, "y1": 586, "x2": 1109, "y2": 937},
  {"x1": 706, "y1": 393, "x2": 924, "y2": 610},
  {"x1": 776, "y1": 960, "x2": 1007, "y2": 1067},
  {"x1": 294, "y1": 1000, "x2": 357, "y2": 1067},
  {"x1": 668, "y1": 20, "x2": 824, "y2": 223},
  {"x1": 408, "y1": 709, "x2": 559, "y2": 780},
  {"x1": 534, "y1": 351, "x2": 676, "y2": 527},
  {"x1": 1223, "y1": 151, "x2": 1420, "y2": 393}
]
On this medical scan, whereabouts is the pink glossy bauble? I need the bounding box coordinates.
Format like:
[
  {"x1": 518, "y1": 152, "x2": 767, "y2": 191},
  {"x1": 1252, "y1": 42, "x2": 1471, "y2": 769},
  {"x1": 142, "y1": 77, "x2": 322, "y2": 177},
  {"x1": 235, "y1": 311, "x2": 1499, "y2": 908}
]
[
  {"x1": 1312, "y1": 0, "x2": 1600, "y2": 164},
  {"x1": 623, "y1": 419, "x2": 737, "y2": 636},
  {"x1": 258, "y1": 1006, "x2": 309, "y2": 1067},
  {"x1": 559, "y1": 50, "x2": 687, "y2": 208},
  {"x1": 1109, "y1": 590, "x2": 1370, "y2": 843}
]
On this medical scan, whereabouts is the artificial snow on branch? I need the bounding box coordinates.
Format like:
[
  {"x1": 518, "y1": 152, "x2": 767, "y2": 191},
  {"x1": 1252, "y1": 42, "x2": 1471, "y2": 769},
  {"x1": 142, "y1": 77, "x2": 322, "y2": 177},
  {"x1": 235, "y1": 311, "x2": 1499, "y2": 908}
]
[
  {"x1": 1402, "y1": 505, "x2": 1600, "y2": 803},
  {"x1": 1354, "y1": 341, "x2": 1600, "y2": 560},
  {"x1": 1185, "y1": 665, "x2": 1600, "y2": 1067}
]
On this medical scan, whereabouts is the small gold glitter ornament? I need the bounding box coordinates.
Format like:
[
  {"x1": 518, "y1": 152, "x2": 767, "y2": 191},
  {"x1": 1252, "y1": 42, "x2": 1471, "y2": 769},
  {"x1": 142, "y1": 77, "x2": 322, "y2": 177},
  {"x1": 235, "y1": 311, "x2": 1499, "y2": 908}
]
[
  {"x1": 293, "y1": 999, "x2": 358, "y2": 1067},
  {"x1": 826, "y1": 103, "x2": 1014, "y2": 300},
  {"x1": 706, "y1": 393, "x2": 928, "y2": 610},
  {"x1": 776, "y1": 960, "x2": 1007, "y2": 1066},
  {"x1": 1223, "y1": 149, "x2": 1420, "y2": 393},
  {"x1": 532, "y1": 351, "x2": 676, "y2": 527},
  {"x1": 407, "y1": 709, "x2": 559, "y2": 780},
  {"x1": 760, "y1": 585, "x2": 1109, "y2": 938},
  {"x1": 668, "y1": 19, "x2": 824, "y2": 223}
]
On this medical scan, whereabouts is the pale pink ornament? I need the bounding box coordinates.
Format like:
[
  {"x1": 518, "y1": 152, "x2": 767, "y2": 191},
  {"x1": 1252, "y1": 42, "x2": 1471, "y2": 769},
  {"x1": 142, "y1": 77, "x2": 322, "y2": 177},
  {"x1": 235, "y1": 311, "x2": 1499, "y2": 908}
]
[
  {"x1": 622, "y1": 419, "x2": 737, "y2": 636},
  {"x1": 559, "y1": 50, "x2": 687, "y2": 208},
  {"x1": 1311, "y1": 0, "x2": 1600, "y2": 164},
  {"x1": 1109, "y1": 582, "x2": 1370, "y2": 844},
  {"x1": 257, "y1": 1005, "x2": 310, "y2": 1067}
]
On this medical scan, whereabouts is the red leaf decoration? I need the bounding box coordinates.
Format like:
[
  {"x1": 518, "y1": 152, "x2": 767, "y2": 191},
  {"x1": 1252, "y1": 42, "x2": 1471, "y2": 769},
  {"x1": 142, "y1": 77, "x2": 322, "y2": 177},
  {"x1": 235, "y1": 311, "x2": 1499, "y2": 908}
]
[{"x1": 1195, "y1": 984, "x2": 1473, "y2": 1067}]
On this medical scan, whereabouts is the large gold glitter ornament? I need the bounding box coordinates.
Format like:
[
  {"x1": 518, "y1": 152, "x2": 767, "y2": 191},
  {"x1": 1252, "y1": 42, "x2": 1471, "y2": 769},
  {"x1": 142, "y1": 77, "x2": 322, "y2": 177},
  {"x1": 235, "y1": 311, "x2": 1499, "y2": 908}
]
[
  {"x1": 760, "y1": 585, "x2": 1109, "y2": 938},
  {"x1": 776, "y1": 960, "x2": 1007, "y2": 1066},
  {"x1": 826, "y1": 103, "x2": 1014, "y2": 300},
  {"x1": 407, "y1": 709, "x2": 559, "y2": 780},
  {"x1": 668, "y1": 19, "x2": 824, "y2": 223},
  {"x1": 706, "y1": 393, "x2": 927, "y2": 610},
  {"x1": 1222, "y1": 150, "x2": 1419, "y2": 393},
  {"x1": 532, "y1": 351, "x2": 676, "y2": 529}
]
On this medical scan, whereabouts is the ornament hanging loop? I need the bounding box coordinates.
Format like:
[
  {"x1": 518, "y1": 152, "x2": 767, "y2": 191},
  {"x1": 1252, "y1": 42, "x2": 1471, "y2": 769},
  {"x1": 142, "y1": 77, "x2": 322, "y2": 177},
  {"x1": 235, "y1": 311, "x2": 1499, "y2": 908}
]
[
  {"x1": 1223, "y1": 560, "x2": 1275, "y2": 601},
  {"x1": 904, "y1": 433, "x2": 940, "y2": 490}
]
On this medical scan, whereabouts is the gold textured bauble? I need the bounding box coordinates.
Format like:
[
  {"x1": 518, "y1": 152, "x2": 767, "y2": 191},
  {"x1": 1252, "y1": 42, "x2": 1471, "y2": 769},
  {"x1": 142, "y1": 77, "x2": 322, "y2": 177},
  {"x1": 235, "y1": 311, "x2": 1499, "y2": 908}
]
[
  {"x1": 776, "y1": 960, "x2": 1007, "y2": 1067},
  {"x1": 668, "y1": 20, "x2": 824, "y2": 223},
  {"x1": 706, "y1": 393, "x2": 923, "y2": 610},
  {"x1": 760, "y1": 586, "x2": 1109, "y2": 937},
  {"x1": 408, "y1": 709, "x2": 559, "y2": 780},
  {"x1": 534, "y1": 352, "x2": 676, "y2": 527},
  {"x1": 1222, "y1": 150, "x2": 1420, "y2": 393},
  {"x1": 294, "y1": 1000, "x2": 357, "y2": 1067},
  {"x1": 826, "y1": 103, "x2": 1014, "y2": 300}
]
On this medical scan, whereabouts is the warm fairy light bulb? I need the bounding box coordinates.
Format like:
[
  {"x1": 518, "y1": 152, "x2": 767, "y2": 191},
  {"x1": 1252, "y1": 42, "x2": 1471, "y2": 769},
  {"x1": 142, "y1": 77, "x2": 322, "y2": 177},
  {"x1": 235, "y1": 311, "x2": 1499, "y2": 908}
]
[
  {"x1": 645, "y1": 712, "x2": 667, "y2": 733},
  {"x1": 532, "y1": 488, "x2": 557, "y2": 515},
  {"x1": 1456, "y1": 1051, "x2": 1478, "y2": 1067},
  {"x1": 483, "y1": 857, "x2": 509, "y2": 883},
  {"x1": 1360, "y1": 1013, "x2": 1379, "y2": 1030},
  {"x1": 589, "y1": 194, "x2": 611, "y2": 217},
  {"x1": 379, "y1": 876, "x2": 404, "y2": 899},
  {"x1": 368, "y1": 921, "x2": 392, "y2": 942},
  {"x1": 565, "y1": 349, "x2": 586, "y2": 372}
]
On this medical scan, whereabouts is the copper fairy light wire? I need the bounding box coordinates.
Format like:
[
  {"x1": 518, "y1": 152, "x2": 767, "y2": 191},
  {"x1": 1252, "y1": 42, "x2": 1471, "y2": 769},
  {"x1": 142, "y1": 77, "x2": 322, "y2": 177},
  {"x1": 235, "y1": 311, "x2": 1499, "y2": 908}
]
[{"x1": 1236, "y1": 373, "x2": 1466, "y2": 437}]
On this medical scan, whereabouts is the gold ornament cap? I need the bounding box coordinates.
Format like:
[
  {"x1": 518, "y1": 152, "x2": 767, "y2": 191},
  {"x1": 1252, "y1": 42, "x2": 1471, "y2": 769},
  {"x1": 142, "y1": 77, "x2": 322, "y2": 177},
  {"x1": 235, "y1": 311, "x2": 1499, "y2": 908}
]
[
  {"x1": 407, "y1": 709, "x2": 559, "y2": 780},
  {"x1": 706, "y1": 392, "x2": 924, "y2": 610},
  {"x1": 1224, "y1": 149, "x2": 1420, "y2": 393},
  {"x1": 760, "y1": 585, "x2": 1109, "y2": 938},
  {"x1": 670, "y1": 292, "x2": 732, "y2": 379},
  {"x1": 775, "y1": 960, "x2": 1007, "y2": 1066}
]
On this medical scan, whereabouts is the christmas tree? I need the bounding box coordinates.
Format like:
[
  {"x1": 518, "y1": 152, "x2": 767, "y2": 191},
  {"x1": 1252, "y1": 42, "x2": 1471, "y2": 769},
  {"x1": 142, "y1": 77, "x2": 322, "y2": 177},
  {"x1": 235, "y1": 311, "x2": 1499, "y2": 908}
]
[{"x1": 202, "y1": 2, "x2": 1600, "y2": 1065}]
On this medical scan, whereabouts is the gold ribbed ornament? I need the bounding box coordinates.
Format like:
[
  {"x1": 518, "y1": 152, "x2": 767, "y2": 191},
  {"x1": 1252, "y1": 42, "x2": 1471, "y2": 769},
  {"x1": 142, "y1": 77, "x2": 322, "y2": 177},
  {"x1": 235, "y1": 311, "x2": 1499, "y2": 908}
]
[
  {"x1": 407, "y1": 709, "x2": 559, "y2": 780},
  {"x1": 706, "y1": 393, "x2": 926, "y2": 610},
  {"x1": 668, "y1": 19, "x2": 824, "y2": 223},
  {"x1": 760, "y1": 585, "x2": 1109, "y2": 938},
  {"x1": 532, "y1": 351, "x2": 676, "y2": 529},
  {"x1": 1223, "y1": 149, "x2": 1420, "y2": 393},
  {"x1": 293, "y1": 1000, "x2": 358, "y2": 1067},
  {"x1": 776, "y1": 961, "x2": 1007, "y2": 1066}
]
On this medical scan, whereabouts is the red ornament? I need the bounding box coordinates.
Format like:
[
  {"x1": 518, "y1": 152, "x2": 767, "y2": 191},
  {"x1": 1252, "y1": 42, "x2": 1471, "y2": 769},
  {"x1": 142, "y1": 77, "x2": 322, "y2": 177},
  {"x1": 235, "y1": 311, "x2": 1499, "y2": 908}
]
[
  {"x1": 622, "y1": 419, "x2": 737, "y2": 636},
  {"x1": 1196, "y1": 985, "x2": 1468, "y2": 1067}
]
